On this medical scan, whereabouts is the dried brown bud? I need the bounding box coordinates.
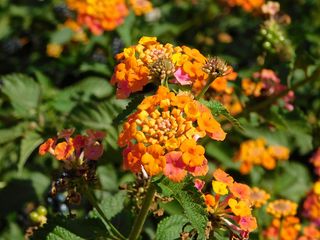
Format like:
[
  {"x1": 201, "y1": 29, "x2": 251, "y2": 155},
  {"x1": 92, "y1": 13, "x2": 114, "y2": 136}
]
[
  {"x1": 203, "y1": 56, "x2": 230, "y2": 77},
  {"x1": 149, "y1": 58, "x2": 175, "y2": 83}
]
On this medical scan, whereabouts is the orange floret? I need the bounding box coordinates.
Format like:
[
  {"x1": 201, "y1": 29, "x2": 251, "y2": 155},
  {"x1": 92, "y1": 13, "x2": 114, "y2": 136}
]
[{"x1": 54, "y1": 140, "x2": 75, "y2": 160}]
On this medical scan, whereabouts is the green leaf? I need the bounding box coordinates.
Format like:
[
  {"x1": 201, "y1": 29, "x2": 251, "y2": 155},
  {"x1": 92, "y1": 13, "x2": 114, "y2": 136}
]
[
  {"x1": 1, "y1": 74, "x2": 40, "y2": 118},
  {"x1": 18, "y1": 132, "x2": 43, "y2": 173},
  {"x1": 156, "y1": 215, "x2": 189, "y2": 240},
  {"x1": 260, "y1": 162, "x2": 312, "y2": 202},
  {"x1": 47, "y1": 226, "x2": 85, "y2": 240},
  {"x1": 205, "y1": 141, "x2": 236, "y2": 169},
  {"x1": 32, "y1": 217, "x2": 107, "y2": 240},
  {"x1": 113, "y1": 94, "x2": 145, "y2": 125},
  {"x1": 0, "y1": 222, "x2": 24, "y2": 240},
  {"x1": 65, "y1": 77, "x2": 113, "y2": 100},
  {"x1": 90, "y1": 191, "x2": 126, "y2": 220},
  {"x1": 97, "y1": 165, "x2": 118, "y2": 192},
  {"x1": 158, "y1": 178, "x2": 208, "y2": 239},
  {"x1": 69, "y1": 100, "x2": 124, "y2": 149},
  {"x1": 276, "y1": 162, "x2": 312, "y2": 202},
  {"x1": 116, "y1": 11, "x2": 135, "y2": 46},
  {"x1": 200, "y1": 99, "x2": 243, "y2": 130},
  {"x1": 79, "y1": 62, "x2": 111, "y2": 76},
  {"x1": 50, "y1": 28, "x2": 73, "y2": 44},
  {"x1": 0, "y1": 123, "x2": 27, "y2": 144}
]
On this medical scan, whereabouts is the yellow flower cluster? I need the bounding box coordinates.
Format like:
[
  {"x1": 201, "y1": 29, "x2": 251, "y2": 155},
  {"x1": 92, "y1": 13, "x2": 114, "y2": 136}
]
[
  {"x1": 111, "y1": 36, "x2": 213, "y2": 99},
  {"x1": 234, "y1": 138, "x2": 290, "y2": 174},
  {"x1": 267, "y1": 199, "x2": 298, "y2": 218},
  {"x1": 118, "y1": 86, "x2": 226, "y2": 182},
  {"x1": 265, "y1": 199, "x2": 300, "y2": 240},
  {"x1": 203, "y1": 169, "x2": 257, "y2": 237},
  {"x1": 66, "y1": 0, "x2": 153, "y2": 34}
]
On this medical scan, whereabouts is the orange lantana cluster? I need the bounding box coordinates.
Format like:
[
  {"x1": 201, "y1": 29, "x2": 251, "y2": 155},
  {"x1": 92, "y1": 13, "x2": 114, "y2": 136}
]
[
  {"x1": 223, "y1": 0, "x2": 264, "y2": 12},
  {"x1": 66, "y1": 0, "x2": 152, "y2": 35},
  {"x1": 118, "y1": 86, "x2": 226, "y2": 182},
  {"x1": 112, "y1": 36, "x2": 212, "y2": 99},
  {"x1": 303, "y1": 181, "x2": 320, "y2": 227},
  {"x1": 201, "y1": 169, "x2": 257, "y2": 238},
  {"x1": 264, "y1": 199, "x2": 300, "y2": 240},
  {"x1": 298, "y1": 224, "x2": 320, "y2": 240},
  {"x1": 310, "y1": 148, "x2": 320, "y2": 176},
  {"x1": 234, "y1": 138, "x2": 290, "y2": 174}
]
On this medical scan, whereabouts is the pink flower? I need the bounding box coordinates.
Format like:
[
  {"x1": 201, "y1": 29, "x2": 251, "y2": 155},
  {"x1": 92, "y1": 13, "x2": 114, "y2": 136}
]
[{"x1": 173, "y1": 68, "x2": 192, "y2": 85}]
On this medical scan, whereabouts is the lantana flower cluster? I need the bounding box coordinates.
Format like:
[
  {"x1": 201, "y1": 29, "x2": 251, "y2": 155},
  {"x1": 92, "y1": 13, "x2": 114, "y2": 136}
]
[
  {"x1": 310, "y1": 148, "x2": 320, "y2": 176},
  {"x1": 111, "y1": 36, "x2": 231, "y2": 99},
  {"x1": 66, "y1": 0, "x2": 152, "y2": 35},
  {"x1": 223, "y1": 0, "x2": 264, "y2": 12},
  {"x1": 200, "y1": 169, "x2": 257, "y2": 238},
  {"x1": 39, "y1": 129, "x2": 105, "y2": 204},
  {"x1": 242, "y1": 69, "x2": 294, "y2": 111},
  {"x1": 264, "y1": 199, "x2": 300, "y2": 240},
  {"x1": 302, "y1": 181, "x2": 320, "y2": 227},
  {"x1": 298, "y1": 224, "x2": 320, "y2": 240},
  {"x1": 234, "y1": 138, "x2": 290, "y2": 174},
  {"x1": 118, "y1": 86, "x2": 226, "y2": 182}
]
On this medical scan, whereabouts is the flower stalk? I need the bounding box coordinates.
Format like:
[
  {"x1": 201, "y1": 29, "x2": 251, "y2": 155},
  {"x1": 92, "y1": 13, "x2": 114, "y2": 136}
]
[
  {"x1": 196, "y1": 74, "x2": 218, "y2": 100},
  {"x1": 128, "y1": 182, "x2": 156, "y2": 240}
]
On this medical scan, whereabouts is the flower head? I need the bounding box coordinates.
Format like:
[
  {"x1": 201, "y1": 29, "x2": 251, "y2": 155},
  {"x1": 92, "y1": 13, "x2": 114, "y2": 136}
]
[
  {"x1": 303, "y1": 184, "x2": 320, "y2": 227},
  {"x1": 201, "y1": 169, "x2": 257, "y2": 237},
  {"x1": 310, "y1": 148, "x2": 320, "y2": 176},
  {"x1": 234, "y1": 138, "x2": 290, "y2": 174},
  {"x1": 119, "y1": 86, "x2": 226, "y2": 181},
  {"x1": 267, "y1": 199, "x2": 298, "y2": 218},
  {"x1": 112, "y1": 37, "x2": 217, "y2": 99},
  {"x1": 67, "y1": 0, "x2": 129, "y2": 34}
]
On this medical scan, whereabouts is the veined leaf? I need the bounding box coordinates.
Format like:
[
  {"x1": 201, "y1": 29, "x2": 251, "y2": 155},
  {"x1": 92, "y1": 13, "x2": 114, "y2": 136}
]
[
  {"x1": 18, "y1": 132, "x2": 43, "y2": 174},
  {"x1": 158, "y1": 178, "x2": 208, "y2": 239},
  {"x1": 156, "y1": 215, "x2": 189, "y2": 240},
  {"x1": 47, "y1": 226, "x2": 84, "y2": 240},
  {"x1": 1, "y1": 74, "x2": 40, "y2": 118},
  {"x1": 69, "y1": 99, "x2": 125, "y2": 149},
  {"x1": 89, "y1": 191, "x2": 126, "y2": 220},
  {"x1": 32, "y1": 217, "x2": 107, "y2": 240}
]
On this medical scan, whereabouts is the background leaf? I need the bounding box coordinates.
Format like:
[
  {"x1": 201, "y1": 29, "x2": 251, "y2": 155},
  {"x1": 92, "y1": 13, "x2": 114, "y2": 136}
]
[{"x1": 156, "y1": 215, "x2": 189, "y2": 240}]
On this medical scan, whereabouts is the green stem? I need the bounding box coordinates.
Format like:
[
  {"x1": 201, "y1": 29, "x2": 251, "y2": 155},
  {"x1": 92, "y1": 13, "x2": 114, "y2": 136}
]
[
  {"x1": 196, "y1": 74, "x2": 218, "y2": 100},
  {"x1": 85, "y1": 188, "x2": 126, "y2": 240},
  {"x1": 128, "y1": 182, "x2": 156, "y2": 240}
]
